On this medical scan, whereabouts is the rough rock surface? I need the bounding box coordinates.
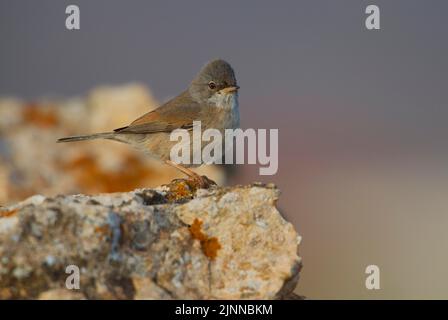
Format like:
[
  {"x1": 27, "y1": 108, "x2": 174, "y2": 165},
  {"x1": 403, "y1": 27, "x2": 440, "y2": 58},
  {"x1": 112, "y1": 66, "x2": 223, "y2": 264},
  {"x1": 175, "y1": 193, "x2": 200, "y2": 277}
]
[{"x1": 0, "y1": 181, "x2": 301, "y2": 300}]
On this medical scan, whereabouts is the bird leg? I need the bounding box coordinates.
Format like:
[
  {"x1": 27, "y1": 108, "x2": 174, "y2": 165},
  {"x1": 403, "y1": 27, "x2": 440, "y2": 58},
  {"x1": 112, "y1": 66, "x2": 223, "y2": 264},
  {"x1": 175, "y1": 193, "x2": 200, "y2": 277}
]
[{"x1": 164, "y1": 160, "x2": 214, "y2": 189}]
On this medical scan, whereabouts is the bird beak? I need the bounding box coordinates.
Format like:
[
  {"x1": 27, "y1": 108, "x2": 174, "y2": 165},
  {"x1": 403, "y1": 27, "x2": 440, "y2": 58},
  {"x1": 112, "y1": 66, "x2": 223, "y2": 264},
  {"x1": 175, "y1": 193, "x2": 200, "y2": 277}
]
[{"x1": 219, "y1": 86, "x2": 240, "y2": 94}]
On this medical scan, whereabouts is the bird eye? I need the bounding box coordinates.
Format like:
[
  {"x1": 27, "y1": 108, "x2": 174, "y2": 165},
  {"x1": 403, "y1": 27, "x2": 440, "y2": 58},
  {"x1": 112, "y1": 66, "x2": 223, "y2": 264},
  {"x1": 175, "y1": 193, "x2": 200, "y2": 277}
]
[{"x1": 208, "y1": 81, "x2": 216, "y2": 90}]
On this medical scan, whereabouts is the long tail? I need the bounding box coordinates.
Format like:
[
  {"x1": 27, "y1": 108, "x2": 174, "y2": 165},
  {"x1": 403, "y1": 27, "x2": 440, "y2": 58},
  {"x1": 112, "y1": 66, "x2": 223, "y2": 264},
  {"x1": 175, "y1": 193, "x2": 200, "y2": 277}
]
[{"x1": 57, "y1": 132, "x2": 115, "y2": 143}]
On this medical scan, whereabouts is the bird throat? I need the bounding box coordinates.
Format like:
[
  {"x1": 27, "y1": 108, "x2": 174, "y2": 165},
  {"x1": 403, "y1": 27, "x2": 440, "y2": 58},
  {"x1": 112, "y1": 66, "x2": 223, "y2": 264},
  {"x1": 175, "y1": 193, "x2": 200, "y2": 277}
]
[
  {"x1": 208, "y1": 92, "x2": 239, "y2": 111},
  {"x1": 208, "y1": 92, "x2": 240, "y2": 130}
]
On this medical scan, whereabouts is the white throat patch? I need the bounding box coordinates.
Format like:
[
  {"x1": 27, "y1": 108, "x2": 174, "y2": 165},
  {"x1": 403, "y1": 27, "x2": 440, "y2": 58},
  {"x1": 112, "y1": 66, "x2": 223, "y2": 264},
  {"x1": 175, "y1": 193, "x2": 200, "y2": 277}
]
[
  {"x1": 209, "y1": 92, "x2": 239, "y2": 110},
  {"x1": 208, "y1": 91, "x2": 240, "y2": 129}
]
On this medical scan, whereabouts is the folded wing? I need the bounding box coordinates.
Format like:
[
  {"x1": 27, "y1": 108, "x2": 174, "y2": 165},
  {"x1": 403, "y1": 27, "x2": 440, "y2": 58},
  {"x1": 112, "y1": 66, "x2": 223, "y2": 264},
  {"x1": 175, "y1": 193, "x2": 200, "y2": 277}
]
[{"x1": 114, "y1": 91, "x2": 200, "y2": 134}]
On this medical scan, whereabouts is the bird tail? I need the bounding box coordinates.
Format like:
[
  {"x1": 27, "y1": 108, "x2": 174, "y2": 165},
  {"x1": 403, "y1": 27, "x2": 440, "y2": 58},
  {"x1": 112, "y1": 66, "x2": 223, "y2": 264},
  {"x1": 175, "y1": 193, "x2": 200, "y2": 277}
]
[{"x1": 57, "y1": 132, "x2": 115, "y2": 143}]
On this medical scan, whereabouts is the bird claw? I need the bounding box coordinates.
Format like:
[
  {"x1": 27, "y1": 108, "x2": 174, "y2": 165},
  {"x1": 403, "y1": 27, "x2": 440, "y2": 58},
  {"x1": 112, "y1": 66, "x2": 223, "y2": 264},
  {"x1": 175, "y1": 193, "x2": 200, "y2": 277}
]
[{"x1": 189, "y1": 175, "x2": 217, "y2": 189}]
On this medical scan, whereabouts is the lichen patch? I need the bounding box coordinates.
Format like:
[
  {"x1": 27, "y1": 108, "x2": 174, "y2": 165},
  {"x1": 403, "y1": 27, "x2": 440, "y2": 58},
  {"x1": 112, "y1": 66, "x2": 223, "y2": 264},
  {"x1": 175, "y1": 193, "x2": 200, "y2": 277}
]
[{"x1": 189, "y1": 218, "x2": 221, "y2": 260}]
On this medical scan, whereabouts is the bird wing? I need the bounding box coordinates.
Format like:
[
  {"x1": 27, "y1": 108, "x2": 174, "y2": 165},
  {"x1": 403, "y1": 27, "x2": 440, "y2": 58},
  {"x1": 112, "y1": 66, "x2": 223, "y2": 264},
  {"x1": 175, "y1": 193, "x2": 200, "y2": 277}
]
[{"x1": 114, "y1": 91, "x2": 201, "y2": 134}]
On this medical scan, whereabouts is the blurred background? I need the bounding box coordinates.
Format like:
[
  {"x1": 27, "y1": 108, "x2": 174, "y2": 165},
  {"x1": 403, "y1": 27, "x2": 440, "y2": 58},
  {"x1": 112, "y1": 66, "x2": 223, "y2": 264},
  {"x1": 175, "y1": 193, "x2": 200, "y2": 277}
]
[{"x1": 1, "y1": 0, "x2": 447, "y2": 299}]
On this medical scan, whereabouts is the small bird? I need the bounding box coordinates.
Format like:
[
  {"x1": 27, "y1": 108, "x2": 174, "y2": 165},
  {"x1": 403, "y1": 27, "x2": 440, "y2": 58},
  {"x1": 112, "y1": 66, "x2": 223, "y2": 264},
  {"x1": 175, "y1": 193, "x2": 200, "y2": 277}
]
[{"x1": 57, "y1": 59, "x2": 240, "y2": 187}]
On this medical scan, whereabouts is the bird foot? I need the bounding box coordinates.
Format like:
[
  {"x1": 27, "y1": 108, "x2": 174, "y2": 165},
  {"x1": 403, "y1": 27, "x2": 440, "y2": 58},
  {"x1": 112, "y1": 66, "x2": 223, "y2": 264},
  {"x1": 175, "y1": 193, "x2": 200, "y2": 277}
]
[
  {"x1": 188, "y1": 175, "x2": 217, "y2": 190},
  {"x1": 163, "y1": 176, "x2": 217, "y2": 202}
]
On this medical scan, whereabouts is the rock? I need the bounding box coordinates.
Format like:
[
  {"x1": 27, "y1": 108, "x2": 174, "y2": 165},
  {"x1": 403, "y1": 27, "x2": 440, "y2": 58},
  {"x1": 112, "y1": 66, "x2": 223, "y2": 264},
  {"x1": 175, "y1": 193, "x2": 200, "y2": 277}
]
[
  {"x1": 0, "y1": 181, "x2": 302, "y2": 300},
  {"x1": 87, "y1": 84, "x2": 159, "y2": 132}
]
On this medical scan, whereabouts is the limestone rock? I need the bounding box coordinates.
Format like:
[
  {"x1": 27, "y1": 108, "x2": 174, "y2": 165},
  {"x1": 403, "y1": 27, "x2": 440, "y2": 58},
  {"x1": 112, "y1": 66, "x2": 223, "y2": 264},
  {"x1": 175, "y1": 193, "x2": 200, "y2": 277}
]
[{"x1": 0, "y1": 182, "x2": 301, "y2": 299}]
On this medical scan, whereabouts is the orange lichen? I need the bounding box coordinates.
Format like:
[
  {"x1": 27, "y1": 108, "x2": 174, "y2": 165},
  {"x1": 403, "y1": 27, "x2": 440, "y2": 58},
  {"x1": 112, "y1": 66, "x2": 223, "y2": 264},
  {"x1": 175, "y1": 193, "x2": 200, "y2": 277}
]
[
  {"x1": 189, "y1": 218, "x2": 221, "y2": 260},
  {"x1": 22, "y1": 103, "x2": 59, "y2": 128},
  {"x1": 165, "y1": 179, "x2": 195, "y2": 202},
  {"x1": 60, "y1": 153, "x2": 155, "y2": 193},
  {"x1": 165, "y1": 177, "x2": 217, "y2": 202},
  {"x1": 0, "y1": 208, "x2": 18, "y2": 218},
  {"x1": 94, "y1": 225, "x2": 111, "y2": 240}
]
